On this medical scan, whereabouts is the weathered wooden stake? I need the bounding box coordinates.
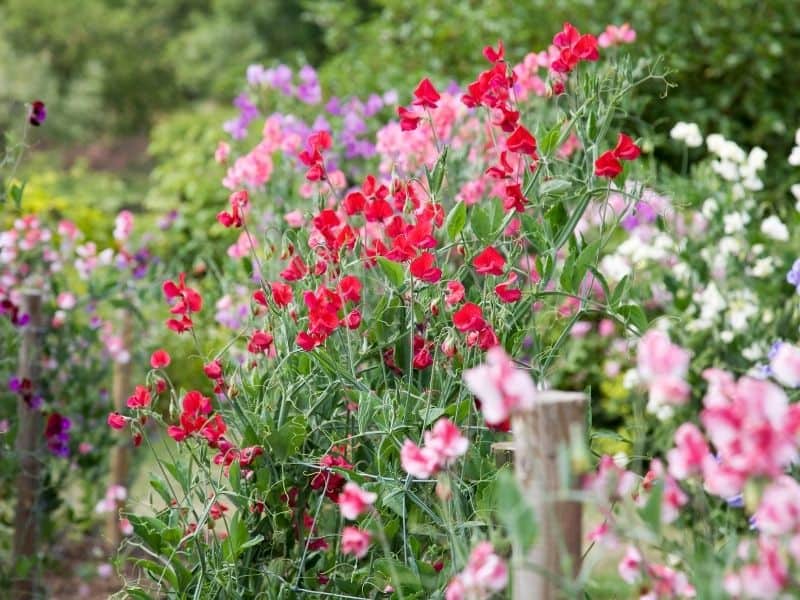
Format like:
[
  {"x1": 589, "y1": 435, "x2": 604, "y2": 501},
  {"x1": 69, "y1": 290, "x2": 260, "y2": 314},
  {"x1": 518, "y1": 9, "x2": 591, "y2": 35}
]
[
  {"x1": 511, "y1": 390, "x2": 587, "y2": 600},
  {"x1": 12, "y1": 292, "x2": 43, "y2": 600},
  {"x1": 106, "y1": 310, "x2": 133, "y2": 547}
]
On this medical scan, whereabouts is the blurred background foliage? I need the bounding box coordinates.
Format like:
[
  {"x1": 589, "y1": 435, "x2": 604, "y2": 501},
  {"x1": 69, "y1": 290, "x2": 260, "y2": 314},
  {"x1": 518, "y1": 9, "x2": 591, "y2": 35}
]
[{"x1": 2, "y1": 0, "x2": 798, "y2": 242}]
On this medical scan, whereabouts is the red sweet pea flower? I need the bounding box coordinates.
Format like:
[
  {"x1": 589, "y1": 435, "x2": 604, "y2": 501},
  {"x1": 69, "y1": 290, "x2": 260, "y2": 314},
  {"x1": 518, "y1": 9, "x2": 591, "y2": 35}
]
[
  {"x1": 107, "y1": 412, "x2": 126, "y2": 430},
  {"x1": 483, "y1": 40, "x2": 505, "y2": 63},
  {"x1": 343, "y1": 191, "x2": 367, "y2": 215},
  {"x1": 281, "y1": 255, "x2": 309, "y2": 281},
  {"x1": 413, "y1": 78, "x2": 441, "y2": 109},
  {"x1": 344, "y1": 309, "x2": 362, "y2": 329},
  {"x1": 247, "y1": 330, "x2": 274, "y2": 354},
  {"x1": 613, "y1": 133, "x2": 641, "y2": 160},
  {"x1": 296, "y1": 331, "x2": 324, "y2": 351},
  {"x1": 337, "y1": 276, "x2": 362, "y2": 303},
  {"x1": 217, "y1": 190, "x2": 249, "y2": 228},
  {"x1": 299, "y1": 130, "x2": 332, "y2": 181},
  {"x1": 594, "y1": 151, "x2": 623, "y2": 178},
  {"x1": 472, "y1": 246, "x2": 506, "y2": 276},
  {"x1": 398, "y1": 106, "x2": 422, "y2": 131},
  {"x1": 126, "y1": 385, "x2": 152, "y2": 409},
  {"x1": 495, "y1": 272, "x2": 523, "y2": 303},
  {"x1": 203, "y1": 360, "x2": 223, "y2": 380},
  {"x1": 506, "y1": 125, "x2": 537, "y2": 156},
  {"x1": 163, "y1": 273, "x2": 203, "y2": 314},
  {"x1": 503, "y1": 183, "x2": 528, "y2": 212},
  {"x1": 410, "y1": 252, "x2": 442, "y2": 283},
  {"x1": 453, "y1": 303, "x2": 487, "y2": 332},
  {"x1": 268, "y1": 282, "x2": 292, "y2": 307},
  {"x1": 150, "y1": 349, "x2": 171, "y2": 369},
  {"x1": 551, "y1": 23, "x2": 599, "y2": 73}
]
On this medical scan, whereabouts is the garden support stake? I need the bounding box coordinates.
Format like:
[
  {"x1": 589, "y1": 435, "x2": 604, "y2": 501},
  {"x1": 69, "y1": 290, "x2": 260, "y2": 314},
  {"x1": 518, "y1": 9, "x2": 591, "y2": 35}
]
[
  {"x1": 12, "y1": 292, "x2": 43, "y2": 600},
  {"x1": 511, "y1": 390, "x2": 586, "y2": 600},
  {"x1": 107, "y1": 310, "x2": 133, "y2": 547}
]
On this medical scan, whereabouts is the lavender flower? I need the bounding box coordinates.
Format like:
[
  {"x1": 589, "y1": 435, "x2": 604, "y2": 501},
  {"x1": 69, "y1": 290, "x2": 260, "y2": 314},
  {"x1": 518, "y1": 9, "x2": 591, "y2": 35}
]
[
  {"x1": 224, "y1": 94, "x2": 259, "y2": 140},
  {"x1": 265, "y1": 64, "x2": 293, "y2": 96},
  {"x1": 246, "y1": 64, "x2": 270, "y2": 87},
  {"x1": 787, "y1": 258, "x2": 800, "y2": 293}
]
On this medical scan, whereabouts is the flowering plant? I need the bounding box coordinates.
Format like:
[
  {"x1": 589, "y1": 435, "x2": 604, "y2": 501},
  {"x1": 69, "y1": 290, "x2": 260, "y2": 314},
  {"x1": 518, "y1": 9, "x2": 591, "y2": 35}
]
[{"x1": 114, "y1": 23, "x2": 665, "y2": 598}]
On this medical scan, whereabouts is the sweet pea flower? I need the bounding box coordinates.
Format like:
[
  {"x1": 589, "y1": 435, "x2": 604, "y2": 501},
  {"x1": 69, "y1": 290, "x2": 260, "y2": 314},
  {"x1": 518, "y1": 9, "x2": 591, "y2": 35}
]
[
  {"x1": 754, "y1": 476, "x2": 800, "y2": 536},
  {"x1": 338, "y1": 482, "x2": 376, "y2": 520},
  {"x1": 446, "y1": 541, "x2": 507, "y2": 599},
  {"x1": 771, "y1": 342, "x2": 800, "y2": 388},
  {"x1": 341, "y1": 526, "x2": 371, "y2": 559},
  {"x1": 463, "y1": 346, "x2": 536, "y2": 426},
  {"x1": 400, "y1": 439, "x2": 440, "y2": 478}
]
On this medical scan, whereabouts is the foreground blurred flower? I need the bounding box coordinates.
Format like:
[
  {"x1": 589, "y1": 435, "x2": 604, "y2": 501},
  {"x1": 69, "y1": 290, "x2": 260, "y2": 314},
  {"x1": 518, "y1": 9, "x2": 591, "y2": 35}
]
[
  {"x1": 338, "y1": 482, "x2": 376, "y2": 520},
  {"x1": 445, "y1": 541, "x2": 507, "y2": 600},
  {"x1": 341, "y1": 526, "x2": 371, "y2": 559},
  {"x1": 771, "y1": 342, "x2": 800, "y2": 388}
]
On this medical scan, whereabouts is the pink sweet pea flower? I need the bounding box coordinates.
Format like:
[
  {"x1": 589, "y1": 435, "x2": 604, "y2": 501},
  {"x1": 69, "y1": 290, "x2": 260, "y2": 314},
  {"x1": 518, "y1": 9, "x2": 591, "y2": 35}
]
[
  {"x1": 666, "y1": 423, "x2": 710, "y2": 480},
  {"x1": 341, "y1": 526, "x2": 371, "y2": 559},
  {"x1": 337, "y1": 482, "x2": 377, "y2": 520},
  {"x1": 400, "y1": 439, "x2": 440, "y2": 478},
  {"x1": 771, "y1": 342, "x2": 800, "y2": 388},
  {"x1": 754, "y1": 476, "x2": 800, "y2": 536},
  {"x1": 449, "y1": 541, "x2": 508, "y2": 597},
  {"x1": 423, "y1": 418, "x2": 468, "y2": 464},
  {"x1": 463, "y1": 346, "x2": 536, "y2": 426}
]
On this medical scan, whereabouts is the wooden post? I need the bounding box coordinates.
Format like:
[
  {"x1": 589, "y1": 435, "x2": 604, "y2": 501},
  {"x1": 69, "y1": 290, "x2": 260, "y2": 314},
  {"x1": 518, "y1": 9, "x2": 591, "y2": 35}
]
[
  {"x1": 511, "y1": 390, "x2": 586, "y2": 600},
  {"x1": 12, "y1": 292, "x2": 43, "y2": 600},
  {"x1": 106, "y1": 310, "x2": 133, "y2": 547}
]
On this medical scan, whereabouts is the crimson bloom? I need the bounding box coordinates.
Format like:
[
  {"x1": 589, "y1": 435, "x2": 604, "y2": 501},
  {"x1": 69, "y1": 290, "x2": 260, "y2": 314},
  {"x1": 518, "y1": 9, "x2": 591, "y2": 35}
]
[
  {"x1": 506, "y1": 125, "x2": 537, "y2": 156},
  {"x1": 472, "y1": 246, "x2": 506, "y2": 276},
  {"x1": 483, "y1": 40, "x2": 505, "y2": 63},
  {"x1": 453, "y1": 303, "x2": 487, "y2": 332},
  {"x1": 613, "y1": 133, "x2": 641, "y2": 160},
  {"x1": 150, "y1": 349, "x2": 171, "y2": 369},
  {"x1": 410, "y1": 252, "x2": 442, "y2": 283},
  {"x1": 29, "y1": 100, "x2": 47, "y2": 126},
  {"x1": 413, "y1": 78, "x2": 441, "y2": 109},
  {"x1": 398, "y1": 106, "x2": 422, "y2": 131},
  {"x1": 126, "y1": 385, "x2": 151, "y2": 409},
  {"x1": 107, "y1": 412, "x2": 126, "y2": 430},
  {"x1": 594, "y1": 151, "x2": 623, "y2": 178}
]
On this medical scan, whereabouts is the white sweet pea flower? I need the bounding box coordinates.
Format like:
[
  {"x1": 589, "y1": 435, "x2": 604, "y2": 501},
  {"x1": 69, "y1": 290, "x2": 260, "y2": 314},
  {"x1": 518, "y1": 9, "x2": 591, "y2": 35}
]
[
  {"x1": 760, "y1": 215, "x2": 789, "y2": 241},
  {"x1": 670, "y1": 121, "x2": 703, "y2": 147},
  {"x1": 723, "y1": 212, "x2": 749, "y2": 234},
  {"x1": 750, "y1": 257, "x2": 775, "y2": 278},
  {"x1": 788, "y1": 146, "x2": 800, "y2": 166}
]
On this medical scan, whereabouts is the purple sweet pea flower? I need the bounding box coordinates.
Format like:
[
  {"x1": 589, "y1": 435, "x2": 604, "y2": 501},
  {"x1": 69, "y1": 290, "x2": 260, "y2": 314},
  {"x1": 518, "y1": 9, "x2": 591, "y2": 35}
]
[
  {"x1": 325, "y1": 96, "x2": 343, "y2": 116},
  {"x1": 44, "y1": 413, "x2": 71, "y2": 457},
  {"x1": 265, "y1": 65, "x2": 293, "y2": 96},
  {"x1": 363, "y1": 94, "x2": 384, "y2": 117},
  {"x1": 787, "y1": 259, "x2": 800, "y2": 293},
  {"x1": 246, "y1": 64, "x2": 270, "y2": 87},
  {"x1": 223, "y1": 94, "x2": 259, "y2": 140}
]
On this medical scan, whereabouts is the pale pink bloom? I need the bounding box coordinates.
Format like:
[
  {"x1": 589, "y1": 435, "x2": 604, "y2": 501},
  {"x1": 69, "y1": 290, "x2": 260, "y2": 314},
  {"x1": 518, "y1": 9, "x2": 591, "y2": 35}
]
[
  {"x1": 341, "y1": 526, "x2": 371, "y2": 559},
  {"x1": 583, "y1": 455, "x2": 637, "y2": 506},
  {"x1": 327, "y1": 169, "x2": 347, "y2": 190},
  {"x1": 570, "y1": 320, "x2": 592, "y2": 338},
  {"x1": 423, "y1": 418, "x2": 469, "y2": 464},
  {"x1": 56, "y1": 291, "x2": 77, "y2": 310},
  {"x1": 214, "y1": 141, "x2": 230, "y2": 163},
  {"x1": 666, "y1": 423, "x2": 710, "y2": 480},
  {"x1": 444, "y1": 577, "x2": 466, "y2": 600},
  {"x1": 284, "y1": 210, "x2": 304, "y2": 228},
  {"x1": 119, "y1": 517, "x2": 133, "y2": 536},
  {"x1": 57, "y1": 219, "x2": 80, "y2": 241},
  {"x1": 459, "y1": 541, "x2": 508, "y2": 594},
  {"x1": 643, "y1": 460, "x2": 687, "y2": 524},
  {"x1": 400, "y1": 439, "x2": 440, "y2": 478},
  {"x1": 97, "y1": 563, "x2": 113, "y2": 578},
  {"x1": 598, "y1": 23, "x2": 637, "y2": 48},
  {"x1": 618, "y1": 545, "x2": 642, "y2": 583},
  {"x1": 338, "y1": 482, "x2": 376, "y2": 520},
  {"x1": 113, "y1": 210, "x2": 135, "y2": 242},
  {"x1": 598, "y1": 318, "x2": 616, "y2": 337},
  {"x1": 725, "y1": 538, "x2": 788, "y2": 599},
  {"x1": 645, "y1": 563, "x2": 696, "y2": 598},
  {"x1": 463, "y1": 347, "x2": 536, "y2": 426},
  {"x1": 771, "y1": 342, "x2": 800, "y2": 388},
  {"x1": 445, "y1": 281, "x2": 465, "y2": 306},
  {"x1": 637, "y1": 330, "x2": 690, "y2": 381},
  {"x1": 754, "y1": 476, "x2": 800, "y2": 536},
  {"x1": 698, "y1": 374, "x2": 800, "y2": 497},
  {"x1": 227, "y1": 231, "x2": 258, "y2": 259}
]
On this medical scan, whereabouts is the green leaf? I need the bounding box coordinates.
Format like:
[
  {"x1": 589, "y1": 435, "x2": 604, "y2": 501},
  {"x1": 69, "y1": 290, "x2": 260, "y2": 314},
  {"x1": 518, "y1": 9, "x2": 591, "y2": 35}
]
[
  {"x1": 570, "y1": 239, "x2": 602, "y2": 291},
  {"x1": 427, "y1": 146, "x2": 448, "y2": 196},
  {"x1": 639, "y1": 480, "x2": 663, "y2": 535},
  {"x1": 125, "y1": 587, "x2": 155, "y2": 600},
  {"x1": 471, "y1": 198, "x2": 504, "y2": 242},
  {"x1": 495, "y1": 470, "x2": 538, "y2": 553},
  {"x1": 149, "y1": 476, "x2": 172, "y2": 506},
  {"x1": 615, "y1": 304, "x2": 648, "y2": 334},
  {"x1": 418, "y1": 406, "x2": 446, "y2": 426},
  {"x1": 539, "y1": 123, "x2": 562, "y2": 155},
  {"x1": 445, "y1": 200, "x2": 467, "y2": 240},
  {"x1": 267, "y1": 415, "x2": 307, "y2": 460},
  {"x1": 377, "y1": 256, "x2": 405, "y2": 288},
  {"x1": 539, "y1": 178, "x2": 571, "y2": 196},
  {"x1": 9, "y1": 181, "x2": 26, "y2": 209},
  {"x1": 373, "y1": 558, "x2": 423, "y2": 593}
]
